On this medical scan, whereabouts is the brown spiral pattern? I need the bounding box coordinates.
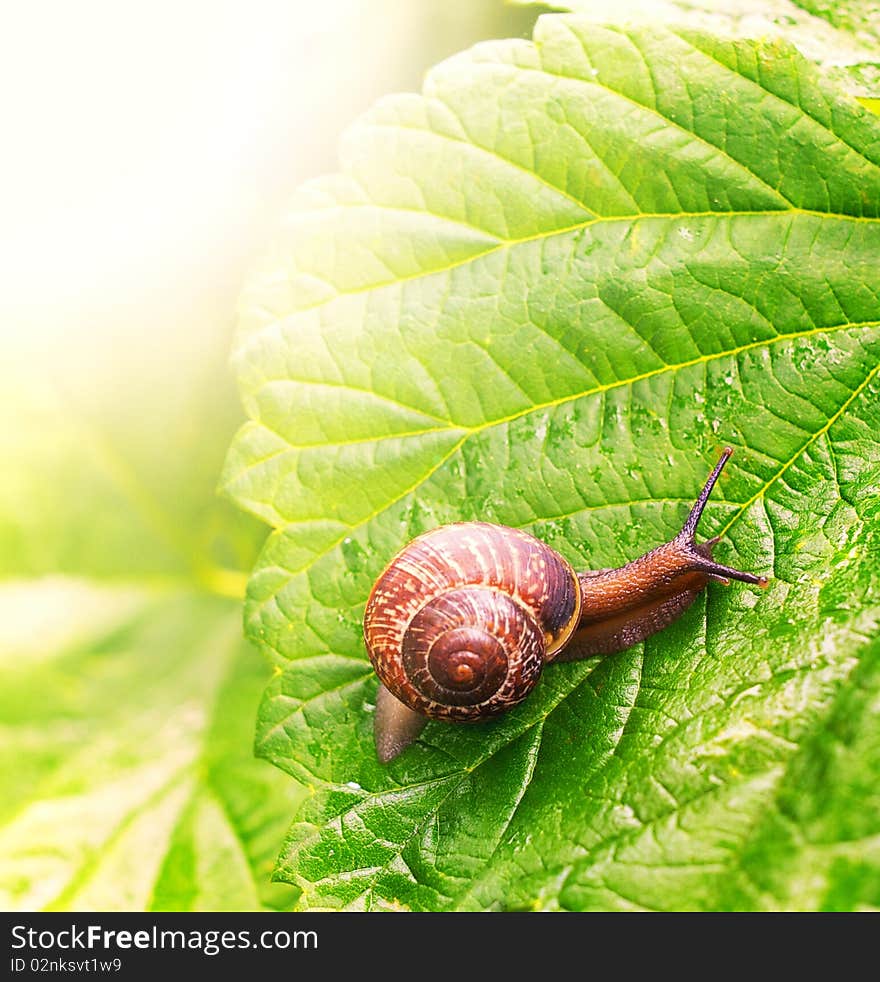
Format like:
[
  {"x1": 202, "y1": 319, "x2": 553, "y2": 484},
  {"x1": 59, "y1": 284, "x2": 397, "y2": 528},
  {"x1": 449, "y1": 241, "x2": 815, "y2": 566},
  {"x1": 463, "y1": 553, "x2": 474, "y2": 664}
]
[
  {"x1": 398, "y1": 586, "x2": 545, "y2": 718},
  {"x1": 364, "y1": 522, "x2": 582, "y2": 722}
]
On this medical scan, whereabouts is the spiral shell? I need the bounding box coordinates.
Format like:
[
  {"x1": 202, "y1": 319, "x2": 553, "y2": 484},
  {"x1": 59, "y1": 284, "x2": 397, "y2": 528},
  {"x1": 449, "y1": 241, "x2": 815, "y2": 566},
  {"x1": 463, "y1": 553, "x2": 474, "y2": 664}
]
[{"x1": 363, "y1": 522, "x2": 582, "y2": 722}]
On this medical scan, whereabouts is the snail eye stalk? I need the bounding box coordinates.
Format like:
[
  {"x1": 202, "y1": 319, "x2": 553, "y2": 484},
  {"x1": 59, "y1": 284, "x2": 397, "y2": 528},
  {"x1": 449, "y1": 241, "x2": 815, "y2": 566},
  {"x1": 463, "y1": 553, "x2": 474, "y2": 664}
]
[{"x1": 675, "y1": 447, "x2": 768, "y2": 587}]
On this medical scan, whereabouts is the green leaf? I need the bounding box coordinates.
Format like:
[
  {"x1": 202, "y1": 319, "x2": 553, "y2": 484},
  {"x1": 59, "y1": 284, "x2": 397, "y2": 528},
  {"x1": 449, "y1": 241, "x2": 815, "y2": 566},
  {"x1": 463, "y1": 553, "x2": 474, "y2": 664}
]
[
  {"x1": 0, "y1": 583, "x2": 301, "y2": 911},
  {"x1": 718, "y1": 636, "x2": 880, "y2": 911},
  {"x1": 0, "y1": 329, "x2": 262, "y2": 584},
  {"x1": 513, "y1": 0, "x2": 880, "y2": 98},
  {"x1": 0, "y1": 325, "x2": 301, "y2": 911},
  {"x1": 224, "y1": 17, "x2": 880, "y2": 910}
]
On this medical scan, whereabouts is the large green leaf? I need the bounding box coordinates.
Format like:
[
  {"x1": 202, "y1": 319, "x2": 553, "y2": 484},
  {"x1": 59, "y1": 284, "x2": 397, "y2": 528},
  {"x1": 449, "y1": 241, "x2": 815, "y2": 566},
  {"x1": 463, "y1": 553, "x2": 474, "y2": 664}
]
[
  {"x1": 0, "y1": 333, "x2": 301, "y2": 911},
  {"x1": 513, "y1": 0, "x2": 880, "y2": 98},
  {"x1": 224, "y1": 17, "x2": 880, "y2": 910},
  {"x1": 0, "y1": 582, "x2": 300, "y2": 911}
]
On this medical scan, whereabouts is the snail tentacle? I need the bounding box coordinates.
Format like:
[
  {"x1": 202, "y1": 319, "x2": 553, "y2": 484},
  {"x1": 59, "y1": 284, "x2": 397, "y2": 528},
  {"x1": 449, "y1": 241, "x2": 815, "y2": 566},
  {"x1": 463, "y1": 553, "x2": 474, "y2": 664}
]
[{"x1": 569, "y1": 447, "x2": 767, "y2": 660}]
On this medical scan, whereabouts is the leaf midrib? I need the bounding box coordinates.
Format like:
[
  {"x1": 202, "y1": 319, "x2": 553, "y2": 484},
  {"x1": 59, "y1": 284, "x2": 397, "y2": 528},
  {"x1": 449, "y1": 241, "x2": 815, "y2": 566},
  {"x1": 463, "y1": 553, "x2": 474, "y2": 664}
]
[
  {"x1": 246, "y1": 317, "x2": 879, "y2": 544},
  {"x1": 716, "y1": 357, "x2": 880, "y2": 537},
  {"x1": 241, "y1": 209, "x2": 880, "y2": 329},
  {"x1": 584, "y1": 23, "x2": 879, "y2": 171}
]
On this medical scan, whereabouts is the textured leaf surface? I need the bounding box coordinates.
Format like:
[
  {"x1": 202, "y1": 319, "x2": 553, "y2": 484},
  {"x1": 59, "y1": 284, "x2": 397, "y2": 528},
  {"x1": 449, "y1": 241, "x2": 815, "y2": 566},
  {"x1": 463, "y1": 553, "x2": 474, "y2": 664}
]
[
  {"x1": 224, "y1": 17, "x2": 880, "y2": 910},
  {"x1": 0, "y1": 584, "x2": 300, "y2": 911},
  {"x1": 716, "y1": 635, "x2": 880, "y2": 910},
  {"x1": 515, "y1": 0, "x2": 880, "y2": 97},
  {"x1": 0, "y1": 340, "x2": 300, "y2": 911}
]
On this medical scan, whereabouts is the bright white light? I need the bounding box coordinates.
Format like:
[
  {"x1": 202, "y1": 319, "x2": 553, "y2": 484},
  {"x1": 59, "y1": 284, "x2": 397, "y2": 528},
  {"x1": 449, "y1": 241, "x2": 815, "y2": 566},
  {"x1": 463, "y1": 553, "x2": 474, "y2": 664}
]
[{"x1": 0, "y1": 0, "x2": 379, "y2": 350}]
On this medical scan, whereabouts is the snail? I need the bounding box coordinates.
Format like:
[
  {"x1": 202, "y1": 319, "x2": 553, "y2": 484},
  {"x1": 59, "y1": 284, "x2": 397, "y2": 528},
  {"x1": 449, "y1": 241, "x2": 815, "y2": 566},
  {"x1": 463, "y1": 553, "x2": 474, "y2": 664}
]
[{"x1": 364, "y1": 447, "x2": 768, "y2": 762}]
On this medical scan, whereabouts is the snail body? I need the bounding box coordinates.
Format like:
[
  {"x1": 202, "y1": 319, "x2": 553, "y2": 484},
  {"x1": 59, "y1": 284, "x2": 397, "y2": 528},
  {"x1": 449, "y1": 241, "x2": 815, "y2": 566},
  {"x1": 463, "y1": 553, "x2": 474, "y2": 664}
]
[{"x1": 364, "y1": 448, "x2": 768, "y2": 762}]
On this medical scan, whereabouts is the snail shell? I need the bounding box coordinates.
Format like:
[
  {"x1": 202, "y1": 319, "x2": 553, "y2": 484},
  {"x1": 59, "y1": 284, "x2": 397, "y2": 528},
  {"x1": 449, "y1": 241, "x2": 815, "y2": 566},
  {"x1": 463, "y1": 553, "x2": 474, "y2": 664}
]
[{"x1": 363, "y1": 522, "x2": 582, "y2": 723}]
